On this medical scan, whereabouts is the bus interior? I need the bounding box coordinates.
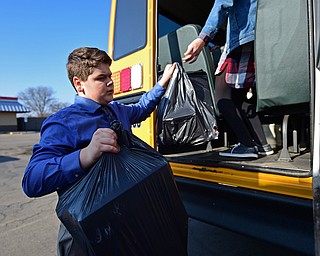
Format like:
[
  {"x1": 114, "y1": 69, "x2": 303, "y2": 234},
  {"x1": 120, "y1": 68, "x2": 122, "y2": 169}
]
[{"x1": 156, "y1": 0, "x2": 311, "y2": 179}]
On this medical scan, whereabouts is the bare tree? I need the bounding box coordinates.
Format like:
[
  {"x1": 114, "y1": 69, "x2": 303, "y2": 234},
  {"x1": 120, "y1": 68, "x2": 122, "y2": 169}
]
[{"x1": 18, "y1": 86, "x2": 68, "y2": 117}]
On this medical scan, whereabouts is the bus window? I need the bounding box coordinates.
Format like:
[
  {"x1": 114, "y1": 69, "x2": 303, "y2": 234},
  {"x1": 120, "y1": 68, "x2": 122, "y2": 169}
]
[
  {"x1": 113, "y1": 0, "x2": 147, "y2": 60},
  {"x1": 158, "y1": 15, "x2": 180, "y2": 38}
]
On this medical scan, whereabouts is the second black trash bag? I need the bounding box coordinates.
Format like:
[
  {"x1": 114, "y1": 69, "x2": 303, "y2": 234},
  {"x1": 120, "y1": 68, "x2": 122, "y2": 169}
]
[
  {"x1": 56, "y1": 121, "x2": 188, "y2": 256},
  {"x1": 157, "y1": 63, "x2": 218, "y2": 147}
]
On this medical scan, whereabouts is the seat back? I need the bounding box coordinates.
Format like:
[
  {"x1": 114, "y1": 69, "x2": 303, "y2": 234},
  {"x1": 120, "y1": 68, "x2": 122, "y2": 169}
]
[{"x1": 255, "y1": 0, "x2": 310, "y2": 112}]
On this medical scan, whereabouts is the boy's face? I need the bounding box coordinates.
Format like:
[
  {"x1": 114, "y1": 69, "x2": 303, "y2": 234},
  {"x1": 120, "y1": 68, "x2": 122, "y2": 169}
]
[{"x1": 75, "y1": 63, "x2": 114, "y2": 105}]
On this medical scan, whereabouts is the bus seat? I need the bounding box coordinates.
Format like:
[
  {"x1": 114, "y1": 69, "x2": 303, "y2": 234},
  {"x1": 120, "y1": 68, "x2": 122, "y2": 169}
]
[
  {"x1": 158, "y1": 24, "x2": 219, "y2": 115},
  {"x1": 255, "y1": 0, "x2": 310, "y2": 160}
]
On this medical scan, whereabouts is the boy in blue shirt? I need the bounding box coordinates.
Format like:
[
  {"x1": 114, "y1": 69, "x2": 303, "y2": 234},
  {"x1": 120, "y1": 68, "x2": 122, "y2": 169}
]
[{"x1": 22, "y1": 47, "x2": 176, "y2": 255}]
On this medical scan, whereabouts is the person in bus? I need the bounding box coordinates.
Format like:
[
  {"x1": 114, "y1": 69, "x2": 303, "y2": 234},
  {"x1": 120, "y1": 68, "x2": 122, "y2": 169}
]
[
  {"x1": 21, "y1": 46, "x2": 176, "y2": 255},
  {"x1": 182, "y1": 0, "x2": 274, "y2": 158}
]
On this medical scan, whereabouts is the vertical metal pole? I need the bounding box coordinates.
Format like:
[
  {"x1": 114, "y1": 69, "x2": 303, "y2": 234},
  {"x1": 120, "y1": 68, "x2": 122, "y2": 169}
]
[
  {"x1": 313, "y1": 64, "x2": 320, "y2": 255},
  {"x1": 278, "y1": 115, "x2": 292, "y2": 161},
  {"x1": 224, "y1": 132, "x2": 228, "y2": 147},
  {"x1": 309, "y1": 0, "x2": 320, "y2": 254},
  {"x1": 293, "y1": 130, "x2": 298, "y2": 153}
]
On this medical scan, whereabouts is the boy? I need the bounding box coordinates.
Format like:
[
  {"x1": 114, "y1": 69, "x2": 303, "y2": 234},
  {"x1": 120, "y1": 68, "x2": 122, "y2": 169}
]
[{"x1": 22, "y1": 47, "x2": 176, "y2": 255}]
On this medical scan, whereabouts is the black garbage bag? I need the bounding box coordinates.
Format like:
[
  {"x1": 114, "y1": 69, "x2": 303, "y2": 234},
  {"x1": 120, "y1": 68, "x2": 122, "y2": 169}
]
[
  {"x1": 56, "y1": 121, "x2": 188, "y2": 256},
  {"x1": 157, "y1": 63, "x2": 218, "y2": 147}
]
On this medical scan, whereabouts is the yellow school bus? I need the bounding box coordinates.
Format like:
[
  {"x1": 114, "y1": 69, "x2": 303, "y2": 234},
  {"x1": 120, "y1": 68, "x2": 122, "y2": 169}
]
[{"x1": 107, "y1": 0, "x2": 320, "y2": 254}]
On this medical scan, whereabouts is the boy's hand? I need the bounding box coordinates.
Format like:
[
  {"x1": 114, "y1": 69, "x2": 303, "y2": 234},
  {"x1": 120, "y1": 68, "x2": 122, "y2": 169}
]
[
  {"x1": 80, "y1": 128, "x2": 120, "y2": 169},
  {"x1": 158, "y1": 63, "x2": 177, "y2": 87}
]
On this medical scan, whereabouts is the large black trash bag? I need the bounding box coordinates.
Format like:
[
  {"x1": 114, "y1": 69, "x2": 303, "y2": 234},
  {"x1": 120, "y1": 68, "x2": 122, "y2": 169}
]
[
  {"x1": 157, "y1": 63, "x2": 218, "y2": 147},
  {"x1": 56, "y1": 121, "x2": 188, "y2": 256}
]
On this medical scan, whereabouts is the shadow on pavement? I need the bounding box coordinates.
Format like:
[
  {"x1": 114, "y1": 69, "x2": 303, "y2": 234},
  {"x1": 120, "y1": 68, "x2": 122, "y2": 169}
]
[{"x1": 0, "y1": 156, "x2": 19, "y2": 163}]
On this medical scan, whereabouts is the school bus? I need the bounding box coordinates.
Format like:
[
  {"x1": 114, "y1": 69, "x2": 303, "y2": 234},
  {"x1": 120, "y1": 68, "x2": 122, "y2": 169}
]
[{"x1": 107, "y1": 0, "x2": 320, "y2": 254}]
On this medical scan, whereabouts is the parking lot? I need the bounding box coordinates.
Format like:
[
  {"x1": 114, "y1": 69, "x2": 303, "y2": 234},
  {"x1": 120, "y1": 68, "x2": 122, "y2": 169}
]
[
  {"x1": 0, "y1": 132, "x2": 303, "y2": 256},
  {"x1": 0, "y1": 132, "x2": 59, "y2": 255}
]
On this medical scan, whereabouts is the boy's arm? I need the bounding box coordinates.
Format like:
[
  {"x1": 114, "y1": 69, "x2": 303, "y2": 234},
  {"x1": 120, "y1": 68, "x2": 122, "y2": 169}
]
[
  {"x1": 22, "y1": 122, "x2": 86, "y2": 197},
  {"x1": 22, "y1": 120, "x2": 120, "y2": 198},
  {"x1": 122, "y1": 63, "x2": 176, "y2": 124}
]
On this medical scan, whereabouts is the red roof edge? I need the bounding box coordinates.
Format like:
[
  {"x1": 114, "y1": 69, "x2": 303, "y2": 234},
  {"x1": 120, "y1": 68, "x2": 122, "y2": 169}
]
[{"x1": 0, "y1": 96, "x2": 18, "y2": 101}]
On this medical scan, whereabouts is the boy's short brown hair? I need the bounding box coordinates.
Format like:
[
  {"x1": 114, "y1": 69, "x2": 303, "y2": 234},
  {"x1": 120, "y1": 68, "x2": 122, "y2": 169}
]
[{"x1": 66, "y1": 47, "x2": 112, "y2": 87}]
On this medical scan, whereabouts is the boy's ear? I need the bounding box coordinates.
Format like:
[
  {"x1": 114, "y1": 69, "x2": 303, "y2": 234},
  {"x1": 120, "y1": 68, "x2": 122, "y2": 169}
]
[{"x1": 73, "y1": 77, "x2": 84, "y2": 93}]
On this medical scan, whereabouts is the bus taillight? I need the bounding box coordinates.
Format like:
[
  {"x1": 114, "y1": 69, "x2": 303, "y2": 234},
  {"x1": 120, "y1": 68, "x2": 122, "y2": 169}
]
[{"x1": 112, "y1": 63, "x2": 143, "y2": 95}]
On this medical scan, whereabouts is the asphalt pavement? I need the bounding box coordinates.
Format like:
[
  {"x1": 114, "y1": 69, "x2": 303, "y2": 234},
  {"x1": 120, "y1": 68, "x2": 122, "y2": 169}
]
[
  {"x1": 0, "y1": 132, "x2": 59, "y2": 255},
  {"x1": 0, "y1": 132, "x2": 305, "y2": 256}
]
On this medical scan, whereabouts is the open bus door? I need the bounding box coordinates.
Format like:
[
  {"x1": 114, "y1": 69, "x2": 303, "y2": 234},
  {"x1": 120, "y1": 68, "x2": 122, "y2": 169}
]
[{"x1": 311, "y1": 0, "x2": 320, "y2": 254}]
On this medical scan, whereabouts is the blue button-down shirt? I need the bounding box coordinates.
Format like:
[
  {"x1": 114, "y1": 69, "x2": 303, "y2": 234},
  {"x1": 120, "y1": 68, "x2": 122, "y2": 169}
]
[
  {"x1": 200, "y1": 0, "x2": 256, "y2": 54},
  {"x1": 22, "y1": 83, "x2": 165, "y2": 197}
]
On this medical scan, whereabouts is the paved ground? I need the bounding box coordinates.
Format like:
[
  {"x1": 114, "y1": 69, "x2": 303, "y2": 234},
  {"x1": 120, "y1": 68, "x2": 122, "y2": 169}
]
[
  {"x1": 0, "y1": 132, "x2": 304, "y2": 256},
  {"x1": 0, "y1": 132, "x2": 59, "y2": 255}
]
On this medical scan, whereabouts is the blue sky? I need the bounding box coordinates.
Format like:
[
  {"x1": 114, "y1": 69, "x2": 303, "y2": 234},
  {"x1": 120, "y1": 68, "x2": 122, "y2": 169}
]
[{"x1": 0, "y1": 0, "x2": 111, "y2": 104}]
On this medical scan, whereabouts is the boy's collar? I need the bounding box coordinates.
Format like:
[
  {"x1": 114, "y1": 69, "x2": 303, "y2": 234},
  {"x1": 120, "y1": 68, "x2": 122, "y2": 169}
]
[{"x1": 74, "y1": 95, "x2": 103, "y2": 113}]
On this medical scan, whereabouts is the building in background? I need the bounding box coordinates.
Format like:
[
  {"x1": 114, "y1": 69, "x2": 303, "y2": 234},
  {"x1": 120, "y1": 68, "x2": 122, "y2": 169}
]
[{"x1": 0, "y1": 96, "x2": 29, "y2": 132}]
